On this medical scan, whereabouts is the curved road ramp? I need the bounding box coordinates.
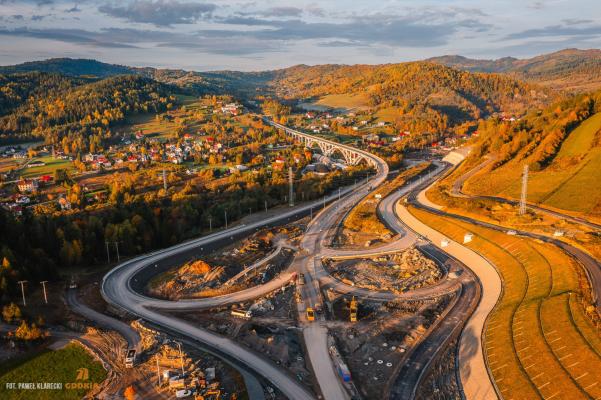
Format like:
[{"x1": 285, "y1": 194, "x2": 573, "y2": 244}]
[{"x1": 102, "y1": 121, "x2": 505, "y2": 400}]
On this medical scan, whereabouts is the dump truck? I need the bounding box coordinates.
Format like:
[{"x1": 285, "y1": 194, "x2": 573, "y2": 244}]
[{"x1": 125, "y1": 349, "x2": 136, "y2": 368}]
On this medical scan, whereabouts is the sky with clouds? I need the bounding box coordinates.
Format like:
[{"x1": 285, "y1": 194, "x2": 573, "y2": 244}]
[{"x1": 0, "y1": 0, "x2": 600, "y2": 71}]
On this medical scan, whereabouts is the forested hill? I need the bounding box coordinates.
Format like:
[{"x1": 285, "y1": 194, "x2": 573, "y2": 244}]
[
  {"x1": 0, "y1": 58, "x2": 133, "y2": 78},
  {"x1": 263, "y1": 62, "x2": 552, "y2": 134},
  {"x1": 428, "y1": 49, "x2": 601, "y2": 92},
  {"x1": 265, "y1": 61, "x2": 548, "y2": 113},
  {"x1": 0, "y1": 73, "x2": 174, "y2": 146},
  {"x1": 0, "y1": 58, "x2": 250, "y2": 94},
  {"x1": 0, "y1": 72, "x2": 85, "y2": 117}
]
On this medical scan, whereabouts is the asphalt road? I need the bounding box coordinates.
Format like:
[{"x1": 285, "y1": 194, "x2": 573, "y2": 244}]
[
  {"x1": 428, "y1": 160, "x2": 601, "y2": 311},
  {"x1": 100, "y1": 121, "x2": 528, "y2": 400},
  {"x1": 66, "y1": 287, "x2": 141, "y2": 351}
]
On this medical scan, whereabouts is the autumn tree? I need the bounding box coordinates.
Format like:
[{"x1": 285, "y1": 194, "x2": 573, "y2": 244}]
[
  {"x1": 2, "y1": 302, "x2": 21, "y2": 323},
  {"x1": 124, "y1": 385, "x2": 136, "y2": 400}
]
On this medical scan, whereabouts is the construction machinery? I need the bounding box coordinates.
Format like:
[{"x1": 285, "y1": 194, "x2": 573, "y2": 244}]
[
  {"x1": 195, "y1": 389, "x2": 221, "y2": 400},
  {"x1": 349, "y1": 296, "x2": 358, "y2": 322},
  {"x1": 306, "y1": 307, "x2": 315, "y2": 321}
]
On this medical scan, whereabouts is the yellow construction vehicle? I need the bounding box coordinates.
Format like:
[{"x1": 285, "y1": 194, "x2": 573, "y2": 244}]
[
  {"x1": 306, "y1": 307, "x2": 315, "y2": 321},
  {"x1": 195, "y1": 390, "x2": 220, "y2": 400},
  {"x1": 350, "y1": 296, "x2": 358, "y2": 322}
]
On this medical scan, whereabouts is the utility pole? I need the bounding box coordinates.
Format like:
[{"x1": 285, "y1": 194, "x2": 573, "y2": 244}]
[
  {"x1": 162, "y1": 169, "x2": 167, "y2": 191},
  {"x1": 17, "y1": 280, "x2": 27, "y2": 306},
  {"x1": 519, "y1": 164, "x2": 528, "y2": 215},
  {"x1": 155, "y1": 355, "x2": 161, "y2": 387},
  {"x1": 288, "y1": 167, "x2": 294, "y2": 207},
  {"x1": 105, "y1": 241, "x2": 110, "y2": 264},
  {"x1": 175, "y1": 341, "x2": 185, "y2": 376},
  {"x1": 208, "y1": 216, "x2": 212, "y2": 232},
  {"x1": 224, "y1": 210, "x2": 228, "y2": 229},
  {"x1": 114, "y1": 242, "x2": 120, "y2": 262},
  {"x1": 40, "y1": 281, "x2": 48, "y2": 304},
  {"x1": 264, "y1": 200, "x2": 268, "y2": 213}
]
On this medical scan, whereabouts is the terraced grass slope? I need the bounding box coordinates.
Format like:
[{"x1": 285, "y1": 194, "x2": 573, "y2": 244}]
[
  {"x1": 410, "y1": 207, "x2": 601, "y2": 400},
  {"x1": 465, "y1": 111, "x2": 601, "y2": 218}
]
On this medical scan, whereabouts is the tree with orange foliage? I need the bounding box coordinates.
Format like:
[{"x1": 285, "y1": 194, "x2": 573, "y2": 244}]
[{"x1": 124, "y1": 385, "x2": 136, "y2": 400}]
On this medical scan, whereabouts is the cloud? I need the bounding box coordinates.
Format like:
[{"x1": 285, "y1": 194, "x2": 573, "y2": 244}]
[
  {"x1": 98, "y1": 0, "x2": 216, "y2": 27},
  {"x1": 262, "y1": 7, "x2": 302, "y2": 17},
  {"x1": 0, "y1": 27, "x2": 139, "y2": 48},
  {"x1": 317, "y1": 40, "x2": 370, "y2": 48},
  {"x1": 31, "y1": 14, "x2": 47, "y2": 21},
  {"x1": 305, "y1": 4, "x2": 325, "y2": 17},
  {"x1": 504, "y1": 24, "x2": 601, "y2": 40},
  {"x1": 0, "y1": 26, "x2": 281, "y2": 55},
  {"x1": 208, "y1": 11, "x2": 492, "y2": 48},
  {"x1": 65, "y1": 5, "x2": 80, "y2": 13}
]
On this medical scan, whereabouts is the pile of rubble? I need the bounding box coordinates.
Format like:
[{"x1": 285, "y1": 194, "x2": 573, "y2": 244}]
[{"x1": 327, "y1": 247, "x2": 442, "y2": 293}]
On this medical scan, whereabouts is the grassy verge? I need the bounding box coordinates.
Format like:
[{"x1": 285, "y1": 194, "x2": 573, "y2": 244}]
[
  {"x1": 463, "y1": 112, "x2": 601, "y2": 217},
  {"x1": 409, "y1": 207, "x2": 601, "y2": 400},
  {"x1": 0, "y1": 342, "x2": 106, "y2": 400},
  {"x1": 426, "y1": 161, "x2": 601, "y2": 261}
]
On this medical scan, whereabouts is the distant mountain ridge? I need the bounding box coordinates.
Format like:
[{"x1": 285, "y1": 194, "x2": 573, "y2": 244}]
[
  {"x1": 0, "y1": 58, "x2": 134, "y2": 77},
  {"x1": 427, "y1": 49, "x2": 601, "y2": 92}
]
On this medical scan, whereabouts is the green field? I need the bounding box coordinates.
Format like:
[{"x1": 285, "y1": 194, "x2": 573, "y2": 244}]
[
  {"x1": 411, "y1": 207, "x2": 601, "y2": 400},
  {"x1": 0, "y1": 342, "x2": 107, "y2": 400},
  {"x1": 464, "y1": 112, "x2": 601, "y2": 216},
  {"x1": 18, "y1": 156, "x2": 75, "y2": 179}
]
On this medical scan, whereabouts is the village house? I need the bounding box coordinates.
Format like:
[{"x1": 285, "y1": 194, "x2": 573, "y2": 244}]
[{"x1": 17, "y1": 178, "x2": 38, "y2": 193}]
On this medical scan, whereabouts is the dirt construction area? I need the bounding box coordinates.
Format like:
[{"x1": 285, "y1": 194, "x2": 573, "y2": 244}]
[
  {"x1": 175, "y1": 283, "x2": 315, "y2": 395},
  {"x1": 324, "y1": 247, "x2": 443, "y2": 293},
  {"x1": 329, "y1": 296, "x2": 454, "y2": 399},
  {"x1": 146, "y1": 225, "x2": 301, "y2": 300}
]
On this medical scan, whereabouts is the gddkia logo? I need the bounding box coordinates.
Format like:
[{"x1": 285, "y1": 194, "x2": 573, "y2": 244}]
[
  {"x1": 65, "y1": 367, "x2": 99, "y2": 390},
  {"x1": 76, "y1": 368, "x2": 89, "y2": 381}
]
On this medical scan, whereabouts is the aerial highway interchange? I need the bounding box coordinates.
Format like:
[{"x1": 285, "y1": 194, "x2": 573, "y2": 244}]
[{"x1": 95, "y1": 120, "x2": 601, "y2": 400}]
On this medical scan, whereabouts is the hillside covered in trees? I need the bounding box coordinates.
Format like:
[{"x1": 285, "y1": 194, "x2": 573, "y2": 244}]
[
  {"x1": 463, "y1": 90, "x2": 601, "y2": 217},
  {"x1": 428, "y1": 48, "x2": 601, "y2": 92},
  {"x1": 0, "y1": 73, "x2": 174, "y2": 147},
  {"x1": 264, "y1": 62, "x2": 552, "y2": 130}
]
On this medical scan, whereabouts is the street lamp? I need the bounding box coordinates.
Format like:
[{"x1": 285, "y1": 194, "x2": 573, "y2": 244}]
[
  {"x1": 17, "y1": 280, "x2": 27, "y2": 306},
  {"x1": 40, "y1": 281, "x2": 48, "y2": 304}
]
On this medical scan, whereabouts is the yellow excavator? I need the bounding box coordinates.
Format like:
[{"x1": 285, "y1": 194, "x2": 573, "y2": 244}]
[{"x1": 349, "y1": 296, "x2": 358, "y2": 322}]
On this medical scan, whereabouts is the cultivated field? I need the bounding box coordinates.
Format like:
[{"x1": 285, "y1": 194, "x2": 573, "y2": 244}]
[{"x1": 410, "y1": 207, "x2": 601, "y2": 400}]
